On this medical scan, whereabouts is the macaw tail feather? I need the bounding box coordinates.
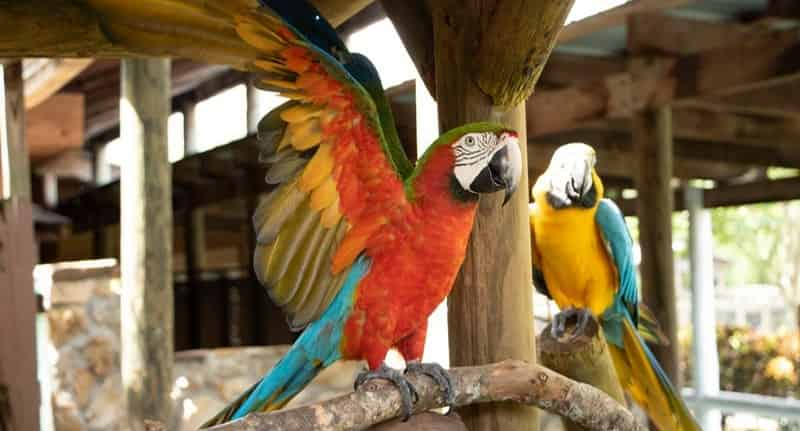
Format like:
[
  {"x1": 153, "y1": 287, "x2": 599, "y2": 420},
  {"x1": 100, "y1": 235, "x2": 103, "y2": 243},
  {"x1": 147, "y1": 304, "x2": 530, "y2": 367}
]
[
  {"x1": 637, "y1": 303, "x2": 670, "y2": 345},
  {"x1": 200, "y1": 256, "x2": 370, "y2": 428},
  {"x1": 609, "y1": 318, "x2": 700, "y2": 431},
  {"x1": 199, "y1": 333, "x2": 334, "y2": 427}
]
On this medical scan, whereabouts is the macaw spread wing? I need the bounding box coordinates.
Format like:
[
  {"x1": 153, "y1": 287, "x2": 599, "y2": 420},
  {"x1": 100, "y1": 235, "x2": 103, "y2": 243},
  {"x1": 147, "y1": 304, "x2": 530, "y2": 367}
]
[{"x1": 90, "y1": 0, "x2": 411, "y2": 329}]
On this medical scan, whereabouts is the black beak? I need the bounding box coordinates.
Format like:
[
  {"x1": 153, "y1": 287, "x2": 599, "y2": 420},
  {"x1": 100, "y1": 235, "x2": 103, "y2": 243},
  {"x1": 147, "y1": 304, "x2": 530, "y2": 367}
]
[{"x1": 469, "y1": 143, "x2": 522, "y2": 206}]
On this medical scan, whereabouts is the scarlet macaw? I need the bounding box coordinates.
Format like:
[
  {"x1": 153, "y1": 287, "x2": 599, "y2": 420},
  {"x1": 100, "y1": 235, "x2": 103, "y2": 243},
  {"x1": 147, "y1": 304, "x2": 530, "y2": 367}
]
[
  {"x1": 529, "y1": 143, "x2": 699, "y2": 431},
  {"x1": 88, "y1": 0, "x2": 522, "y2": 425}
]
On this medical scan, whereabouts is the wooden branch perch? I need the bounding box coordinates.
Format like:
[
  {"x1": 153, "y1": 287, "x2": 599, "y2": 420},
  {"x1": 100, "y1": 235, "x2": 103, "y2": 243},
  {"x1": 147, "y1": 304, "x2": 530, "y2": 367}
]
[
  {"x1": 147, "y1": 360, "x2": 644, "y2": 431},
  {"x1": 539, "y1": 316, "x2": 627, "y2": 431}
]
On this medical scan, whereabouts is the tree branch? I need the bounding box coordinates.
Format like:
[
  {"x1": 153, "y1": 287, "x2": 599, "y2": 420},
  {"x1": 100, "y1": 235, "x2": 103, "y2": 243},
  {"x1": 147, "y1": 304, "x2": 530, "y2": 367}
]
[{"x1": 149, "y1": 360, "x2": 644, "y2": 431}]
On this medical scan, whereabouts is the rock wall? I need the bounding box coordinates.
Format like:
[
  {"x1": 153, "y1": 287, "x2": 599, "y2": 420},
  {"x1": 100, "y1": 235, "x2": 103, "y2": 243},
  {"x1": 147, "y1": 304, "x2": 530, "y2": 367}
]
[{"x1": 39, "y1": 260, "x2": 359, "y2": 431}]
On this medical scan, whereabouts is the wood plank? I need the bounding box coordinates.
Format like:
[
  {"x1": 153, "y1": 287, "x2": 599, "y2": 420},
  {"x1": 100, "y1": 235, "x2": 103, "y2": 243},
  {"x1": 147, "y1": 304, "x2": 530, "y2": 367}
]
[
  {"x1": 25, "y1": 92, "x2": 84, "y2": 161},
  {"x1": 432, "y1": 0, "x2": 572, "y2": 429},
  {"x1": 0, "y1": 0, "x2": 371, "y2": 59},
  {"x1": 631, "y1": 103, "x2": 680, "y2": 385},
  {"x1": 119, "y1": 58, "x2": 173, "y2": 430},
  {"x1": 528, "y1": 139, "x2": 751, "y2": 180},
  {"x1": 627, "y1": 13, "x2": 759, "y2": 55},
  {"x1": 0, "y1": 200, "x2": 40, "y2": 431},
  {"x1": 0, "y1": 61, "x2": 39, "y2": 431},
  {"x1": 529, "y1": 26, "x2": 800, "y2": 137},
  {"x1": 539, "y1": 53, "x2": 625, "y2": 87},
  {"x1": 558, "y1": 0, "x2": 696, "y2": 44},
  {"x1": 23, "y1": 58, "x2": 92, "y2": 109},
  {"x1": 617, "y1": 176, "x2": 800, "y2": 215},
  {"x1": 1, "y1": 63, "x2": 31, "y2": 199}
]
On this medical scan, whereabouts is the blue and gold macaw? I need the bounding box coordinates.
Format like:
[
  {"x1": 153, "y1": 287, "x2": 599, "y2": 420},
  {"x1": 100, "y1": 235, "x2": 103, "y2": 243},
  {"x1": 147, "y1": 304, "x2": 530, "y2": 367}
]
[{"x1": 529, "y1": 143, "x2": 700, "y2": 431}]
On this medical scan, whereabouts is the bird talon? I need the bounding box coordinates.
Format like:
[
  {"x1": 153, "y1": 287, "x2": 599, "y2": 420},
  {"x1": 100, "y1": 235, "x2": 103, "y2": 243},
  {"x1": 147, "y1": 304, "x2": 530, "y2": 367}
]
[
  {"x1": 405, "y1": 360, "x2": 456, "y2": 411},
  {"x1": 355, "y1": 363, "x2": 418, "y2": 421},
  {"x1": 551, "y1": 307, "x2": 593, "y2": 341}
]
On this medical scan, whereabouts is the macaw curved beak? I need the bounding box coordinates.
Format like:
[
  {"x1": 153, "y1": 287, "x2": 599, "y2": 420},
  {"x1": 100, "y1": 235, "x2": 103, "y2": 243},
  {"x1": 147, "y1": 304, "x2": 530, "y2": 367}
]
[
  {"x1": 469, "y1": 132, "x2": 522, "y2": 206},
  {"x1": 546, "y1": 154, "x2": 596, "y2": 209}
]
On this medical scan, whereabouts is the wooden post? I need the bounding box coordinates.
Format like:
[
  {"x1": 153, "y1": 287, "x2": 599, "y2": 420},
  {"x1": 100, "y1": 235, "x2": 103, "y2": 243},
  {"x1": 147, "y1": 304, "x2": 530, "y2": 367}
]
[
  {"x1": 539, "y1": 318, "x2": 626, "y2": 431},
  {"x1": 246, "y1": 82, "x2": 261, "y2": 135},
  {"x1": 631, "y1": 101, "x2": 680, "y2": 385},
  {"x1": 685, "y1": 185, "x2": 721, "y2": 431},
  {"x1": 183, "y1": 100, "x2": 200, "y2": 156},
  {"x1": 0, "y1": 61, "x2": 40, "y2": 431},
  {"x1": 428, "y1": 1, "x2": 573, "y2": 430},
  {"x1": 119, "y1": 58, "x2": 173, "y2": 430}
]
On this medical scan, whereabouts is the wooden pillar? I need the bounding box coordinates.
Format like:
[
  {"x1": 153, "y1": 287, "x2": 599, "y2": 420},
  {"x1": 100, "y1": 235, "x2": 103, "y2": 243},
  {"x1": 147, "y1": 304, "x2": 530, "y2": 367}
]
[
  {"x1": 0, "y1": 61, "x2": 40, "y2": 431},
  {"x1": 246, "y1": 82, "x2": 261, "y2": 135},
  {"x1": 119, "y1": 58, "x2": 173, "y2": 430},
  {"x1": 685, "y1": 185, "x2": 721, "y2": 431},
  {"x1": 429, "y1": 2, "x2": 572, "y2": 430},
  {"x1": 631, "y1": 103, "x2": 680, "y2": 384},
  {"x1": 182, "y1": 100, "x2": 199, "y2": 155}
]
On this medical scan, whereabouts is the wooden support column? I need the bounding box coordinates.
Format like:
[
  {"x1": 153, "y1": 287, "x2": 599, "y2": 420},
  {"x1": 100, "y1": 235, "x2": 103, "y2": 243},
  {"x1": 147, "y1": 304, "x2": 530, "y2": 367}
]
[
  {"x1": 0, "y1": 61, "x2": 40, "y2": 431},
  {"x1": 428, "y1": 2, "x2": 573, "y2": 431},
  {"x1": 631, "y1": 102, "x2": 680, "y2": 385},
  {"x1": 685, "y1": 185, "x2": 721, "y2": 431},
  {"x1": 119, "y1": 58, "x2": 173, "y2": 430},
  {"x1": 183, "y1": 100, "x2": 200, "y2": 156},
  {"x1": 246, "y1": 82, "x2": 261, "y2": 135}
]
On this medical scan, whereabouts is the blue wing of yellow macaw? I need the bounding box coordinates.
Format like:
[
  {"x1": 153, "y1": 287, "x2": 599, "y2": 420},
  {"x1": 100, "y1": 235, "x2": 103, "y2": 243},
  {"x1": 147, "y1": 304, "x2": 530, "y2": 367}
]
[{"x1": 595, "y1": 199, "x2": 701, "y2": 431}]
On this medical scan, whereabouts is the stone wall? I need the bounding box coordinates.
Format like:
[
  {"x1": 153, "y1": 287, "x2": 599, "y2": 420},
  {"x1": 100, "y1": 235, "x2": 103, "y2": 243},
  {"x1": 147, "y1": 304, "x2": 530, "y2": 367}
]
[{"x1": 38, "y1": 260, "x2": 359, "y2": 431}]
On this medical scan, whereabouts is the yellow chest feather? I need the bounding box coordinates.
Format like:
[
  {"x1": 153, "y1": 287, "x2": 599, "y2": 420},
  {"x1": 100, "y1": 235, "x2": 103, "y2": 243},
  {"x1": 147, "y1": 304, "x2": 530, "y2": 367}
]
[{"x1": 531, "y1": 206, "x2": 617, "y2": 315}]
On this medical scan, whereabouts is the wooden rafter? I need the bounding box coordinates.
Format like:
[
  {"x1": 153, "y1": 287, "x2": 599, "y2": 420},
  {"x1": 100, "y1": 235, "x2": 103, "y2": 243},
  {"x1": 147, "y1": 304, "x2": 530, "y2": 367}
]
[
  {"x1": 0, "y1": 0, "x2": 372, "y2": 60},
  {"x1": 558, "y1": 0, "x2": 696, "y2": 44},
  {"x1": 23, "y1": 58, "x2": 92, "y2": 109}
]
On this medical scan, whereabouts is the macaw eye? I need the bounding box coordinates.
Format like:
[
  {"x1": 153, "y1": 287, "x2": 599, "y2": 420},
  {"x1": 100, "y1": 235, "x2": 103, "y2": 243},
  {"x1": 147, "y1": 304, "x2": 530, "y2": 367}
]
[{"x1": 465, "y1": 136, "x2": 476, "y2": 147}]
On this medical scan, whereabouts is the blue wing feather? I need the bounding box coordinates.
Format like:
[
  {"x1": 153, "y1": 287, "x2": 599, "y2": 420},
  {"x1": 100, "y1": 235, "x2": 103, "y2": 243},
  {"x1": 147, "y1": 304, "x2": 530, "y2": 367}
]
[{"x1": 595, "y1": 199, "x2": 639, "y2": 327}]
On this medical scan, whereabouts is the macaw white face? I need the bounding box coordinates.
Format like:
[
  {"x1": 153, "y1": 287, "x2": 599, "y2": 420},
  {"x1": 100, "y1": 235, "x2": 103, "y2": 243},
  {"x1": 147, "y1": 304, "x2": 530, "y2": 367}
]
[
  {"x1": 544, "y1": 143, "x2": 598, "y2": 209},
  {"x1": 452, "y1": 131, "x2": 522, "y2": 203}
]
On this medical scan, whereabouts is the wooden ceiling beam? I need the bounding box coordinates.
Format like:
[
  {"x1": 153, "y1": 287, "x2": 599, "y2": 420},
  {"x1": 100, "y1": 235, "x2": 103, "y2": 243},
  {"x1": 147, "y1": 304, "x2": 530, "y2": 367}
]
[
  {"x1": 528, "y1": 26, "x2": 800, "y2": 137},
  {"x1": 0, "y1": 0, "x2": 371, "y2": 59},
  {"x1": 587, "y1": 108, "x2": 800, "y2": 149},
  {"x1": 531, "y1": 128, "x2": 800, "y2": 168},
  {"x1": 23, "y1": 59, "x2": 93, "y2": 109},
  {"x1": 558, "y1": 0, "x2": 696, "y2": 44},
  {"x1": 617, "y1": 176, "x2": 800, "y2": 215},
  {"x1": 528, "y1": 137, "x2": 753, "y2": 181},
  {"x1": 626, "y1": 13, "x2": 769, "y2": 55}
]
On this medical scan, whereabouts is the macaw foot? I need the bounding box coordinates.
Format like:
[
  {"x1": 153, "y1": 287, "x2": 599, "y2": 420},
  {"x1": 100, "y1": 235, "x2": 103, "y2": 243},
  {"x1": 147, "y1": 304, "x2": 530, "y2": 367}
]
[
  {"x1": 405, "y1": 360, "x2": 456, "y2": 413},
  {"x1": 551, "y1": 307, "x2": 593, "y2": 340},
  {"x1": 355, "y1": 363, "x2": 418, "y2": 421}
]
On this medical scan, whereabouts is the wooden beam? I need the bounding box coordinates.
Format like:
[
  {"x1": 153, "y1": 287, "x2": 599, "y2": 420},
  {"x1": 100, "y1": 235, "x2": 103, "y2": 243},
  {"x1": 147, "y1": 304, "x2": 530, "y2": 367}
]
[
  {"x1": 23, "y1": 58, "x2": 92, "y2": 109},
  {"x1": 558, "y1": 0, "x2": 696, "y2": 44},
  {"x1": 381, "y1": 0, "x2": 435, "y2": 99},
  {"x1": 627, "y1": 13, "x2": 759, "y2": 55},
  {"x1": 25, "y1": 92, "x2": 84, "y2": 161},
  {"x1": 539, "y1": 53, "x2": 625, "y2": 87},
  {"x1": 528, "y1": 140, "x2": 751, "y2": 181},
  {"x1": 0, "y1": 61, "x2": 40, "y2": 431},
  {"x1": 0, "y1": 0, "x2": 370, "y2": 59},
  {"x1": 631, "y1": 102, "x2": 680, "y2": 386},
  {"x1": 119, "y1": 58, "x2": 173, "y2": 430},
  {"x1": 617, "y1": 176, "x2": 800, "y2": 215},
  {"x1": 529, "y1": 26, "x2": 800, "y2": 137},
  {"x1": 473, "y1": 1, "x2": 573, "y2": 108},
  {"x1": 431, "y1": 1, "x2": 572, "y2": 430},
  {"x1": 1, "y1": 63, "x2": 31, "y2": 199}
]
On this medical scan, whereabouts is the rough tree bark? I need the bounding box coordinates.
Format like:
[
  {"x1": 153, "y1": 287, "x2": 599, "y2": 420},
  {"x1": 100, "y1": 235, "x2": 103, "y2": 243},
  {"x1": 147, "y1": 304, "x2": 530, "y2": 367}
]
[
  {"x1": 427, "y1": 1, "x2": 574, "y2": 430},
  {"x1": 539, "y1": 317, "x2": 627, "y2": 431},
  {"x1": 145, "y1": 360, "x2": 644, "y2": 431},
  {"x1": 120, "y1": 58, "x2": 174, "y2": 430}
]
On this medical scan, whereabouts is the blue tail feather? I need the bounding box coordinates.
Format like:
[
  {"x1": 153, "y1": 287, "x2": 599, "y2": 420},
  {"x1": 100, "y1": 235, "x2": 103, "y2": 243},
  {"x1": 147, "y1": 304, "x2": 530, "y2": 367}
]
[{"x1": 201, "y1": 256, "x2": 370, "y2": 427}]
